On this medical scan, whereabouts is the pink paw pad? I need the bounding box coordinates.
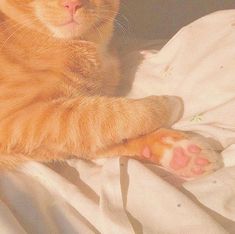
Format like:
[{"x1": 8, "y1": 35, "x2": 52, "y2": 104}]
[
  {"x1": 188, "y1": 144, "x2": 201, "y2": 153},
  {"x1": 142, "y1": 146, "x2": 151, "y2": 159},
  {"x1": 192, "y1": 166, "x2": 205, "y2": 175},
  {"x1": 170, "y1": 147, "x2": 190, "y2": 170},
  {"x1": 195, "y1": 157, "x2": 210, "y2": 166}
]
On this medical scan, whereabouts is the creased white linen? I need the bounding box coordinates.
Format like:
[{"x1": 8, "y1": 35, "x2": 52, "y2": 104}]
[{"x1": 0, "y1": 10, "x2": 235, "y2": 234}]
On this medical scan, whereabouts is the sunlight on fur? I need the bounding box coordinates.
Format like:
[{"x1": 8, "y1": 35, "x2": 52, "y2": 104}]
[{"x1": 0, "y1": 0, "x2": 222, "y2": 179}]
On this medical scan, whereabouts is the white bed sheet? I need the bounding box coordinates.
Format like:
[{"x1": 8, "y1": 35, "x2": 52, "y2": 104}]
[{"x1": 0, "y1": 10, "x2": 235, "y2": 234}]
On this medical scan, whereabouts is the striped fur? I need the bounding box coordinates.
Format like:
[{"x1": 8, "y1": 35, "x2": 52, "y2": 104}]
[{"x1": 0, "y1": 0, "x2": 177, "y2": 168}]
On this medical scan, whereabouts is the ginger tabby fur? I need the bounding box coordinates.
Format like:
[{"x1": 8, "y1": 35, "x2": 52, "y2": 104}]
[{"x1": 0, "y1": 0, "x2": 222, "y2": 179}]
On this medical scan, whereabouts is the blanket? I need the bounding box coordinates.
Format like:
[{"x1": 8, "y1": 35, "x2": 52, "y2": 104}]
[{"x1": 0, "y1": 10, "x2": 235, "y2": 234}]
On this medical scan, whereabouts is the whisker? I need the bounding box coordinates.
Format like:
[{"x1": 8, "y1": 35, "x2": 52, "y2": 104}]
[
  {"x1": 0, "y1": 18, "x2": 40, "y2": 50},
  {"x1": 0, "y1": 16, "x2": 39, "y2": 35},
  {"x1": 93, "y1": 14, "x2": 130, "y2": 44}
]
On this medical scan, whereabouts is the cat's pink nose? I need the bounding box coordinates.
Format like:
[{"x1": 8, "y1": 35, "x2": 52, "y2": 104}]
[{"x1": 62, "y1": 0, "x2": 83, "y2": 14}]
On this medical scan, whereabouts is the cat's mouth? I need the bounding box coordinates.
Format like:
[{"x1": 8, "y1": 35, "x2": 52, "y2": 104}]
[
  {"x1": 47, "y1": 17, "x2": 84, "y2": 39},
  {"x1": 59, "y1": 18, "x2": 79, "y2": 27}
]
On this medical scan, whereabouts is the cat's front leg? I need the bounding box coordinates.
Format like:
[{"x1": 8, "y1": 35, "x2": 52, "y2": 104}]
[
  {"x1": 97, "y1": 128, "x2": 223, "y2": 179},
  {"x1": 0, "y1": 95, "x2": 182, "y2": 168}
]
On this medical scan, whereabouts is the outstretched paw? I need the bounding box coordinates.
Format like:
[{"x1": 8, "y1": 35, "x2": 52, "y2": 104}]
[{"x1": 140, "y1": 129, "x2": 223, "y2": 180}]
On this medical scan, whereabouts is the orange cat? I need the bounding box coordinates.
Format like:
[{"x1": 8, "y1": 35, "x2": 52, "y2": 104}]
[{"x1": 0, "y1": 0, "x2": 222, "y2": 179}]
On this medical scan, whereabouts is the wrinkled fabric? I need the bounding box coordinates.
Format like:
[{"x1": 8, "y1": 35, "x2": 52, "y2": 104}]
[{"x1": 0, "y1": 10, "x2": 235, "y2": 234}]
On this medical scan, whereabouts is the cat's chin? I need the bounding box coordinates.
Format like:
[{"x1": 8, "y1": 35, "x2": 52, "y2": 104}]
[{"x1": 46, "y1": 23, "x2": 85, "y2": 39}]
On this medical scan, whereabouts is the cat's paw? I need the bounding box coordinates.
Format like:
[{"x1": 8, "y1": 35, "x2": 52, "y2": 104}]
[
  {"x1": 159, "y1": 136, "x2": 223, "y2": 180},
  {"x1": 141, "y1": 129, "x2": 223, "y2": 180}
]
